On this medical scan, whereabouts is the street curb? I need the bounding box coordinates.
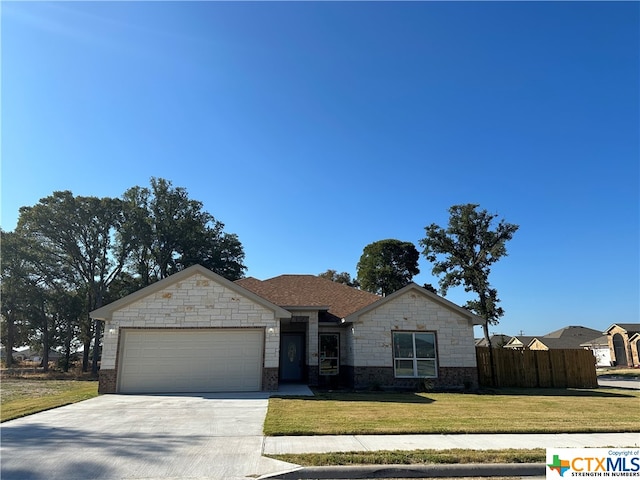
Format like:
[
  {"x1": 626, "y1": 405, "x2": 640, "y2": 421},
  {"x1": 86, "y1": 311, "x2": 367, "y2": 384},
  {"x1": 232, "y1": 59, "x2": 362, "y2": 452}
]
[{"x1": 264, "y1": 462, "x2": 546, "y2": 479}]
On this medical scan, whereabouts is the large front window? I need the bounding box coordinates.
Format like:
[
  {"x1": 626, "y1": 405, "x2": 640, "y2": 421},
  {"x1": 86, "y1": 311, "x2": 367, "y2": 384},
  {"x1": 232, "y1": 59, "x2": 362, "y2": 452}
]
[
  {"x1": 319, "y1": 333, "x2": 339, "y2": 376},
  {"x1": 393, "y1": 332, "x2": 437, "y2": 378}
]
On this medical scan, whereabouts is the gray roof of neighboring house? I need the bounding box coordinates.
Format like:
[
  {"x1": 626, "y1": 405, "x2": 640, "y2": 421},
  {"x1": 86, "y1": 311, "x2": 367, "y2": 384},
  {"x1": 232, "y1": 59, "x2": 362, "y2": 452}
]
[
  {"x1": 505, "y1": 336, "x2": 536, "y2": 348},
  {"x1": 604, "y1": 323, "x2": 640, "y2": 335},
  {"x1": 531, "y1": 326, "x2": 604, "y2": 349},
  {"x1": 580, "y1": 335, "x2": 609, "y2": 348},
  {"x1": 476, "y1": 334, "x2": 513, "y2": 347},
  {"x1": 542, "y1": 325, "x2": 603, "y2": 340}
]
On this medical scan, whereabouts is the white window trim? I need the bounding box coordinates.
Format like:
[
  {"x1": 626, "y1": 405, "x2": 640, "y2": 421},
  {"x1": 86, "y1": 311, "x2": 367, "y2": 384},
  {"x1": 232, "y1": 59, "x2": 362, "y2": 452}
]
[{"x1": 393, "y1": 331, "x2": 438, "y2": 379}]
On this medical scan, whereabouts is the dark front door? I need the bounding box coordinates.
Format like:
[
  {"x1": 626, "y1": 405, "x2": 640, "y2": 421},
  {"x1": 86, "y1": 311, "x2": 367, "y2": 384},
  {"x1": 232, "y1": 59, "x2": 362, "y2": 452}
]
[
  {"x1": 280, "y1": 333, "x2": 304, "y2": 382},
  {"x1": 613, "y1": 334, "x2": 628, "y2": 366}
]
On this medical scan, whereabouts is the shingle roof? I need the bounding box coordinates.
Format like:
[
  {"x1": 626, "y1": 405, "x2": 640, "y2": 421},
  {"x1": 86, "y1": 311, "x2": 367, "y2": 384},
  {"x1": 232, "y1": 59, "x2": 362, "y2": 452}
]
[
  {"x1": 505, "y1": 336, "x2": 536, "y2": 348},
  {"x1": 604, "y1": 323, "x2": 640, "y2": 335},
  {"x1": 533, "y1": 326, "x2": 604, "y2": 349},
  {"x1": 543, "y1": 325, "x2": 602, "y2": 340},
  {"x1": 235, "y1": 275, "x2": 381, "y2": 319},
  {"x1": 580, "y1": 335, "x2": 609, "y2": 347},
  {"x1": 476, "y1": 334, "x2": 513, "y2": 347}
]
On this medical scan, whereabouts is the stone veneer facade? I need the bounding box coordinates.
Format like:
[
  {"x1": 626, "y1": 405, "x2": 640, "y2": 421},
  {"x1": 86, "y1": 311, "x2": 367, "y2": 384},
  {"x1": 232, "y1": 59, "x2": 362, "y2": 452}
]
[
  {"x1": 345, "y1": 288, "x2": 479, "y2": 391},
  {"x1": 98, "y1": 272, "x2": 285, "y2": 393},
  {"x1": 95, "y1": 268, "x2": 481, "y2": 394},
  {"x1": 607, "y1": 325, "x2": 640, "y2": 367}
]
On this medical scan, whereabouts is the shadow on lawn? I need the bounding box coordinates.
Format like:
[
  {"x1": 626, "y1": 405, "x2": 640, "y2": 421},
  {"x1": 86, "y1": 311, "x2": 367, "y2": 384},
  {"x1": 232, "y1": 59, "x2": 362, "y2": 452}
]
[
  {"x1": 274, "y1": 388, "x2": 637, "y2": 402},
  {"x1": 483, "y1": 388, "x2": 637, "y2": 398},
  {"x1": 272, "y1": 392, "x2": 435, "y2": 403}
]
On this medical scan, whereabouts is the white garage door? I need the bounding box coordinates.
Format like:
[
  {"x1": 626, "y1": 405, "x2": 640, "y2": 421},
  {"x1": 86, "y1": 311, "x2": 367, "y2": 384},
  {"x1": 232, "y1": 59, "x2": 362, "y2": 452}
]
[{"x1": 118, "y1": 329, "x2": 264, "y2": 393}]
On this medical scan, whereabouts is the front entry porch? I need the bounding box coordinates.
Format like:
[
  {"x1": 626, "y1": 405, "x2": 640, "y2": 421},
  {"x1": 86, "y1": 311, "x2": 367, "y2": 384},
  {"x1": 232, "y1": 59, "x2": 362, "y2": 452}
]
[{"x1": 279, "y1": 312, "x2": 348, "y2": 389}]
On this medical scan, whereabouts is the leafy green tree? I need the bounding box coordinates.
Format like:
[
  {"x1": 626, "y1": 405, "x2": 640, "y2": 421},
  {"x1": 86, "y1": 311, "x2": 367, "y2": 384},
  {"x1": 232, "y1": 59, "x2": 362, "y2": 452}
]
[
  {"x1": 419, "y1": 204, "x2": 519, "y2": 347},
  {"x1": 50, "y1": 288, "x2": 84, "y2": 372},
  {"x1": 318, "y1": 269, "x2": 359, "y2": 287},
  {"x1": 422, "y1": 283, "x2": 438, "y2": 294},
  {"x1": 121, "y1": 178, "x2": 246, "y2": 283},
  {"x1": 356, "y1": 239, "x2": 420, "y2": 296},
  {"x1": 1, "y1": 230, "x2": 31, "y2": 366},
  {"x1": 9, "y1": 179, "x2": 247, "y2": 372},
  {"x1": 16, "y1": 191, "x2": 129, "y2": 373}
]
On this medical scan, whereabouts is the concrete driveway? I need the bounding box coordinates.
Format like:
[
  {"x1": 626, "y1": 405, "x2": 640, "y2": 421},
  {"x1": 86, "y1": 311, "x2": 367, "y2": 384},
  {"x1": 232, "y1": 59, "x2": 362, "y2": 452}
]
[
  {"x1": 598, "y1": 375, "x2": 640, "y2": 390},
  {"x1": 1, "y1": 392, "x2": 301, "y2": 480}
]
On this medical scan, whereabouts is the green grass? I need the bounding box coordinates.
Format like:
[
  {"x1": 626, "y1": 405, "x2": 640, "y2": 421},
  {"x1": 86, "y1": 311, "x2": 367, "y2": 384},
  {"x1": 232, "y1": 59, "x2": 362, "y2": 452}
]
[
  {"x1": 268, "y1": 448, "x2": 546, "y2": 466},
  {"x1": 1, "y1": 378, "x2": 98, "y2": 422},
  {"x1": 597, "y1": 368, "x2": 640, "y2": 378},
  {"x1": 264, "y1": 388, "x2": 640, "y2": 436}
]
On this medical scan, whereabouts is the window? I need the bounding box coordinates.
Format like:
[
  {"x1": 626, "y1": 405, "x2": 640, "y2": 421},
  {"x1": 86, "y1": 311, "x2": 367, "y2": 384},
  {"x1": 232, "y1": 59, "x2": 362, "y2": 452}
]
[
  {"x1": 319, "y1": 333, "x2": 339, "y2": 375},
  {"x1": 392, "y1": 332, "x2": 437, "y2": 378}
]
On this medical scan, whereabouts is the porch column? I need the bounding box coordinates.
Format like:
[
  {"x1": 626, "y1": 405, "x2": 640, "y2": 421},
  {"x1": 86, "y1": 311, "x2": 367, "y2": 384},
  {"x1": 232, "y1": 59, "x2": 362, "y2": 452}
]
[{"x1": 307, "y1": 312, "x2": 319, "y2": 385}]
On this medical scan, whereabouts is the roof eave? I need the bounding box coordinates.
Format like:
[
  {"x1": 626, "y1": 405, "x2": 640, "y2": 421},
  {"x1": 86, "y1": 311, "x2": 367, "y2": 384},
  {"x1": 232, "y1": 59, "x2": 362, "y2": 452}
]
[
  {"x1": 90, "y1": 264, "x2": 291, "y2": 321},
  {"x1": 344, "y1": 282, "x2": 485, "y2": 325}
]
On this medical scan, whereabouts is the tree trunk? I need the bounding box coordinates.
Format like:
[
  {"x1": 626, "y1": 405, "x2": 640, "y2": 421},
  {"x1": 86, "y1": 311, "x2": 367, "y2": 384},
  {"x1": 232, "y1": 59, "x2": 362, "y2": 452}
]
[
  {"x1": 91, "y1": 320, "x2": 101, "y2": 375},
  {"x1": 482, "y1": 321, "x2": 491, "y2": 346},
  {"x1": 5, "y1": 315, "x2": 15, "y2": 368},
  {"x1": 82, "y1": 338, "x2": 90, "y2": 372},
  {"x1": 41, "y1": 301, "x2": 49, "y2": 372},
  {"x1": 82, "y1": 294, "x2": 93, "y2": 372},
  {"x1": 482, "y1": 321, "x2": 497, "y2": 387},
  {"x1": 91, "y1": 289, "x2": 104, "y2": 375},
  {"x1": 63, "y1": 322, "x2": 72, "y2": 372}
]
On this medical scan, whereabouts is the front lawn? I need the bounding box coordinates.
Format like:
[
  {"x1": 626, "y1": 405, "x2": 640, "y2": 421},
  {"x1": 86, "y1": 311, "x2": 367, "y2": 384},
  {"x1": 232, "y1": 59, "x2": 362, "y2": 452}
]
[
  {"x1": 597, "y1": 368, "x2": 640, "y2": 378},
  {"x1": 1, "y1": 378, "x2": 98, "y2": 422},
  {"x1": 270, "y1": 448, "x2": 546, "y2": 466},
  {"x1": 264, "y1": 388, "x2": 640, "y2": 436}
]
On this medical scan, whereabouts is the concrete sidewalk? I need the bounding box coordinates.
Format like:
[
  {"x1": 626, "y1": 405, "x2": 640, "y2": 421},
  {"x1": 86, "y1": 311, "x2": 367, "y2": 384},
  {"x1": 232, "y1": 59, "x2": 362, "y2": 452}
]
[
  {"x1": 262, "y1": 432, "x2": 639, "y2": 479},
  {"x1": 264, "y1": 432, "x2": 640, "y2": 454}
]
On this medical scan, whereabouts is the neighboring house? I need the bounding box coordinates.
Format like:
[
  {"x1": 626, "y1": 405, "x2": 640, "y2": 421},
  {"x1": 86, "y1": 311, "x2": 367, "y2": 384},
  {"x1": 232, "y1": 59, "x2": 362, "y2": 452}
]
[
  {"x1": 579, "y1": 335, "x2": 612, "y2": 367},
  {"x1": 90, "y1": 264, "x2": 483, "y2": 394},
  {"x1": 1, "y1": 348, "x2": 60, "y2": 365},
  {"x1": 475, "y1": 334, "x2": 513, "y2": 348},
  {"x1": 29, "y1": 350, "x2": 62, "y2": 363},
  {"x1": 504, "y1": 336, "x2": 536, "y2": 349},
  {"x1": 0, "y1": 347, "x2": 27, "y2": 362},
  {"x1": 528, "y1": 326, "x2": 603, "y2": 351},
  {"x1": 604, "y1": 324, "x2": 640, "y2": 367}
]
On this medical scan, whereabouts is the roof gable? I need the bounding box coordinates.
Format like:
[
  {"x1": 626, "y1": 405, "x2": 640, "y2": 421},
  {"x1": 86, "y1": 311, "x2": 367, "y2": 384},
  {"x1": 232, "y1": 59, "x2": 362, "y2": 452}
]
[
  {"x1": 505, "y1": 336, "x2": 536, "y2": 347},
  {"x1": 604, "y1": 323, "x2": 640, "y2": 335},
  {"x1": 236, "y1": 275, "x2": 380, "y2": 319},
  {"x1": 90, "y1": 265, "x2": 291, "y2": 321},
  {"x1": 344, "y1": 283, "x2": 485, "y2": 325},
  {"x1": 476, "y1": 334, "x2": 513, "y2": 347}
]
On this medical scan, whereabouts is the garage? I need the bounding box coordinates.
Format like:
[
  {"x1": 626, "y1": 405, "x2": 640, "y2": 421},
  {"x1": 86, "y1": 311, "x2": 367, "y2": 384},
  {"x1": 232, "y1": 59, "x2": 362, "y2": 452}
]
[{"x1": 118, "y1": 329, "x2": 264, "y2": 393}]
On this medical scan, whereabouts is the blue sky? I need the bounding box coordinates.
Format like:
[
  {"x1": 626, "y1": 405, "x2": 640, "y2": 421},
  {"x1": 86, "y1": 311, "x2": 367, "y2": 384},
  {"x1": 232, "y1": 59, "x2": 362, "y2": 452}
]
[{"x1": 2, "y1": 1, "x2": 638, "y2": 337}]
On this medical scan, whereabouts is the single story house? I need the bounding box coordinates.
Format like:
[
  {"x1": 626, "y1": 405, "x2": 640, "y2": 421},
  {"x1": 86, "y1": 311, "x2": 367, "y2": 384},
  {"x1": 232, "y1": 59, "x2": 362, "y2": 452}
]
[
  {"x1": 604, "y1": 324, "x2": 640, "y2": 367},
  {"x1": 0, "y1": 347, "x2": 29, "y2": 362},
  {"x1": 579, "y1": 335, "x2": 612, "y2": 367},
  {"x1": 90, "y1": 264, "x2": 483, "y2": 394},
  {"x1": 528, "y1": 326, "x2": 603, "y2": 351},
  {"x1": 503, "y1": 335, "x2": 536, "y2": 349},
  {"x1": 475, "y1": 334, "x2": 513, "y2": 348}
]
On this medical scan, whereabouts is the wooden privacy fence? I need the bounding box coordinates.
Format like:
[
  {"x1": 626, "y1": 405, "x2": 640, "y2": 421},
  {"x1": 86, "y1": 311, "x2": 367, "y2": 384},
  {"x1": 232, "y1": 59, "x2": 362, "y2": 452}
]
[{"x1": 476, "y1": 347, "x2": 598, "y2": 388}]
